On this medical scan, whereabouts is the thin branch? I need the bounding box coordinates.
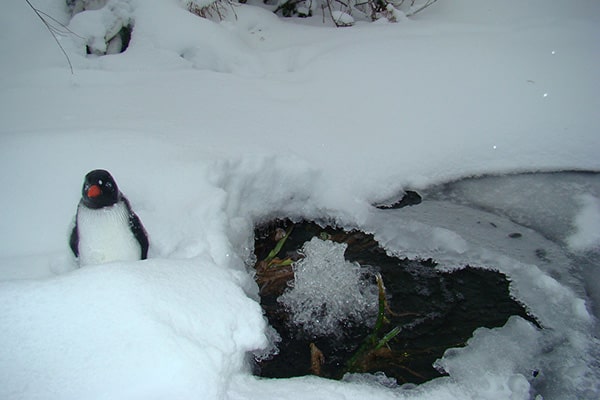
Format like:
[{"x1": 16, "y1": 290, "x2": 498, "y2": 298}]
[
  {"x1": 325, "y1": 0, "x2": 341, "y2": 27},
  {"x1": 406, "y1": 0, "x2": 439, "y2": 17},
  {"x1": 24, "y1": 0, "x2": 74, "y2": 74},
  {"x1": 36, "y1": 8, "x2": 84, "y2": 39},
  {"x1": 333, "y1": 0, "x2": 349, "y2": 8}
]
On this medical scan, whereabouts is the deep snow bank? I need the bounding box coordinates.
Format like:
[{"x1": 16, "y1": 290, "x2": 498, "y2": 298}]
[
  {"x1": 0, "y1": 258, "x2": 267, "y2": 400},
  {"x1": 2, "y1": 0, "x2": 599, "y2": 196}
]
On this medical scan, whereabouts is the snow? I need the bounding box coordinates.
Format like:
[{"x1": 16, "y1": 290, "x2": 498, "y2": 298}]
[
  {"x1": 0, "y1": 259, "x2": 267, "y2": 400},
  {"x1": 1, "y1": 0, "x2": 600, "y2": 399},
  {"x1": 434, "y1": 317, "x2": 539, "y2": 400}
]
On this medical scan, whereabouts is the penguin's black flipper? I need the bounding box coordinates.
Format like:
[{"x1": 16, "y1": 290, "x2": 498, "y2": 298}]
[
  {"x1": 121, "y1": 196, "x2": 149, "y2": 260},
  {"x1": 130, "y1": 212, "x2": 149, "y2": 259},
  {"x1": 69, "y1": 223, "x2": 79, "y2": 257}
]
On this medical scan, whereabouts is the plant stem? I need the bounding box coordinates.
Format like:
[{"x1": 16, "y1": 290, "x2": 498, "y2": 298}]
[
  {"x1": 264, "y1": 226, "x2": 293, "y2": 264},
  {"x1": 374, "y1": 326, "x2": 402, "y2": 351},
  {"x1": 344, "y1": 273, "x2": 388, "y2": 372}
]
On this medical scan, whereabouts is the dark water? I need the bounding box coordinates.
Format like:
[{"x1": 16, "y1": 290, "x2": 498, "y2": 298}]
[{"x1": 253, "y1": 219, "x2": 538, "y2": 384}]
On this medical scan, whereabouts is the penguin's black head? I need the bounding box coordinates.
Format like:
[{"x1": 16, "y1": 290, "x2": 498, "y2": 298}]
[{"x1": 81, "y1": 169, "x2": 120, "y2": 209}]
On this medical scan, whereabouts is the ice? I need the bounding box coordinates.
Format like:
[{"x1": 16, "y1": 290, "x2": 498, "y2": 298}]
[
  {"x1": 420, "y1": 172, "x2": 600, "y2": 329},
  {"x1": 567, "y1": 193, "x2": 600, "y2": 252},
  {"x1": 425, "y1": 172, "x2": 600, "y2": 248},
  {"x1": 278, "y1": 238, "x2": 378, "y2": 338},
  {"x1": 365, "y1": 180, "x2": 600, "y2": 398},
  {"x1": 434, "y1": 317, "x2": 539, "y2": 400}
]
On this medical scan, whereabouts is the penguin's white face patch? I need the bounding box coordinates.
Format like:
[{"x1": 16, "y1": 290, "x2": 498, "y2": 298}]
[{"x1": 76, "y1": 202, "x2": 142, "y2": 266}]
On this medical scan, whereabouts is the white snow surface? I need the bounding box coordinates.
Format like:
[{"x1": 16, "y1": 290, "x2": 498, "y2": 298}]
[{"x1": 1, "y1": 0, "x2": 600, "y2": 399}]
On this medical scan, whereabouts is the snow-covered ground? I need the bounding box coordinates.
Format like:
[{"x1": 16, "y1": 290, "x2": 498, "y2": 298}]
[{"x1": 1, "y1": 0, "x2": 599, "y2": 399}]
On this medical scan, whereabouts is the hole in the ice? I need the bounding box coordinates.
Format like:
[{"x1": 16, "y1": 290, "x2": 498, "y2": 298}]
[
  {"x1": 374, "y1": 190, "x2": 422, "y2": 210},
  {"x1": 252, "y1": 218, "x2": 539, "y2": 385}
]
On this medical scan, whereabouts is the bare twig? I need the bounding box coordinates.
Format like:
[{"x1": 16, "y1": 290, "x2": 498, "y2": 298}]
[
  {"x1": 406, "y1": 0, "x2": 439, "y2": 17},
  {"x1": 333, "y1": 0, "x2": 349, "y2": 8},
  {"x1": 35, "y1": 8, "x2": 84, "y2": 39},
  {"x1": 25, "y1": 0, "x2": 75, "y2": 74},
  {"x1": 325, "y1": 0, "x2": 341, "y2": 27},
  {"x1": 188, "y1": 0, "x2": 236, "y2": 21}
]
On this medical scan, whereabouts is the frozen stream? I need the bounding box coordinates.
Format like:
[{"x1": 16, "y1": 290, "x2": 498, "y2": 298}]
[
  {"x1": 425, "y1": 171, "x2": 600, "y2": 321},
  {"x1": 361, "y1": 171, "x2": 599, "y2": 398},
  {"x1": 251, "y1": 171, "x2": 600, "y2": 399}
]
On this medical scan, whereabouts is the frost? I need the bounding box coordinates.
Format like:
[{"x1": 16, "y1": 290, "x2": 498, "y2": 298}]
[{"x1": 278, "y1": 238, "x2": 378, "y2": 338}]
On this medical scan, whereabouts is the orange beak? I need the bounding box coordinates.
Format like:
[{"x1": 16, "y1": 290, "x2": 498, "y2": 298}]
[{"x1": 87, "y1": 185, "x2": 102, "y2": 198}]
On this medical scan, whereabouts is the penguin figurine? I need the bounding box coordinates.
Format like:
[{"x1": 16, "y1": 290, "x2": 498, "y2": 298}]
[{"x1": 70, "y1": 169, "x2": 149, "y2": 266}]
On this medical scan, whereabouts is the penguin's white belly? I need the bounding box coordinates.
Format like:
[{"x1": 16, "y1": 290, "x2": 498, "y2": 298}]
[{"x1": 77, "y1": 202, "x2": 141, "y2": 266}]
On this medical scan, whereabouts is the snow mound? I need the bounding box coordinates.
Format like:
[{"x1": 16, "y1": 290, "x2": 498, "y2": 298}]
[
  {"x1": 0, "y1": 258, "x2": 267, "y2": 400},
  {"x1": 278, "y1": 238, "x2": 378, "y2": 337}
]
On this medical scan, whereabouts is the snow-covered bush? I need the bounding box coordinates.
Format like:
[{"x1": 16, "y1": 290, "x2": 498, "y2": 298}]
[
  {"x1": 60, "y1": 0, "x2": 439, "y2": 59},
  {"x1": 67, "y1": 0, "x2": 133, "y2": 54},
  {"x1": 273, "y1": 0, "x2": 439, "y2": 26},
  {"x1": 184, "y1": 0, "x2": 235, "y2": 20},
  {"x1": 66, "y1": 0, "x2": 110, "y2": 15},
  {"x1": 65, "y1": 0, "x2": 239, "y2": 56}
]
